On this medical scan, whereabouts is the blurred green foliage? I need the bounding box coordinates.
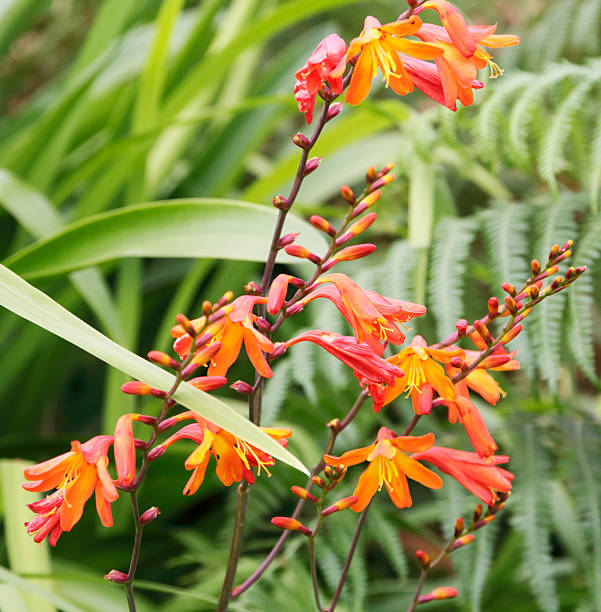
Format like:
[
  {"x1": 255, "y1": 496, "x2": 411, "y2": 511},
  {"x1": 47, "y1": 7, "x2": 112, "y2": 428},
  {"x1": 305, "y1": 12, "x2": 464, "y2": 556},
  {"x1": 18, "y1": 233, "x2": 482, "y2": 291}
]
[{"x1": 0, "y1": 0, "x2": 600, "y2": 610}]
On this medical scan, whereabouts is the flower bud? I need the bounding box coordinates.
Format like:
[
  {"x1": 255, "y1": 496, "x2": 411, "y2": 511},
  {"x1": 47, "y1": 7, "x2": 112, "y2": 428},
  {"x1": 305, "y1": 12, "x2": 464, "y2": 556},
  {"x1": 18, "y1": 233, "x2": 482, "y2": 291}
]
[
  {"x1": 340, "y1": 185, "x2": 355, "y2": 203},
  {"x1": 140, "y1": 506, "x2": 161, "y2": 526},
  {"x1": 230, "y1": 380, "x2": 254, "y2": 395},
  {"x1": 479, "y1": 354, "x2": 512, "y2": 368},
  {"x1": 366, "y1": 165, "x2": 377, "y2": 182},
  {"x1": 502, "y1": 282, "x2": 516, "y2": 297},
  {"x1": 278, "y1": 232, "x2": 299, "y2": 249},
  {"x1": 310, "y1": 215, "x2": 336, "y2": 236},
  {"x1": 548, "y1": 243, "x2": 560, "y2": 260},
  {"x1": 273, "y1": 194, "x2": 289, "y2": 210},
  {"x1": 454, "y1": 517, "x2": 464, "y2": 537},
  {"x1": 473, "y1": 320, "x2": 493, "y2": 345},
  {"x1": 137, "y1": 415, "x2": 157, "y2": 426},
  {"x1": 284, "y1": 244, "x2": 321, "y2": 264},
  {"x1": 504, "y1": 295, "x2": 517, "y2": 314},
  {"x1": 473, "y1": 515, "x2": 495, "y2": 530},
  {"x1": 303, "y1": 157, "x2": 321, "y2": 176},
  {"x1": 322, "y1": 496, "x2": 357, "y2": 516},
  {"x1": 331, "y1": 243, "x2": 376, "y2": 263},
  {"x1": 147, "y1": 445, "x2": 166, "y2": 461},
  {"x1": 105, "y1": 570, "x2": 128, "y2": 583},
  {"x1": 531, "y1": 259, "x2": 541, "y2": 275},
  {"x1": 353, "y1": 190, "x2": 381, "y2": 215},
  {"x1": 551, "y1": 276, "x2": 563, "y2": 291},
  {"x1": 487, "y1": 297, "x2": 499, "y2": 319},
  {"x1": 324, "y1": 464, "x2": 347, "y2": 481},
  {"x1": 176, "y1": 313, "x2": 197, "y2": 336},
  {"x1": 192, "y1": 341, "x2": 222, "y2": 366},
  {"x1": 291, "y1": 486, "x2": 319, "y2": 504},
  {"x1": 368, "y1": 174, "x2": 395, "y2": 192},
  {"x1": 292, "y1": 132, "x2": 310, "y2": 149},
  {"x1": 312, "y1": 476, "x2": 327, "y2": 488},
  {"x1": 149, "y1": 387, "x2": 167, "y2": 399},
  {"x1": 415, "y1": 549, "x2": 430, "y2": 568},
  {"x1": 501, "y1": 324, "x2": 522, "y2": 344},
  {"x1": 187, "y1": 376, "x2": 227, "y2": 392},
  {"x1": 121, "y1": 381, "x2": 151, "y2": 396},
  {"x1": 418, "y1": 587, "x2": 458, "y2": 603},
  {"x1": 326, "y1": 102, "x2": 343, "y2": 121},
  {"x1": 450, "y1": 534, "x2": 474, "y2": 551},
  {"x1": 271, "y1": 342, "x2": 287, "y2": 359},
  {"x1": 158, "y1": 418, "x2": 177, "y2": 433},
  {"x1": 449, "y1": 356, "x2": 464, "y2": 369},
  {"x1": 271, "y1": 517, "x2": 312, "y2": 536},
  {"x1": 473, "y1": 504, "x2": 483, "y2": 522},
  {"x1": 346, "y1": 212, "x2": 377, "y2": 236},
  {"x1": 455, "y1": 319, "x2": 468, "y2": 337},
  {"x1": 244, "y1": 281, "x2": 261, "y2": 295},
  {"x1": 202, "y1": 300, "x2": 213, "y2": 315},
  {"x1": 147, "y1": 351, "x2": 180, "y2": 370}
]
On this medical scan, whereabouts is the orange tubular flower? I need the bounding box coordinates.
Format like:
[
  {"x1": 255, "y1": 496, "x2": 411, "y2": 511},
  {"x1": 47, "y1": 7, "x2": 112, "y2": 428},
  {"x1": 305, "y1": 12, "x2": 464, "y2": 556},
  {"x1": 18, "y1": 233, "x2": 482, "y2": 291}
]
[
  {"x1": 324, "y1": 428, "x2": 443, "y2": 511},
  {"x1": 294, "y1": 34, "x2": 348, "y2": 123},
  {"x1": 24, "y1": 436, "x2": 118, "y2": 544},
  {"x1": 345, "y1": 15, "x2": 443, "y2": 105},
  {"x1": 379, "y1": 335, "x2": 463, "y2": 415},
  {"x1": 298, "y1": 273, "x2": 426, "y2": 356},
  {"x1": 411, "y1": 446, "x2": 513, "y2": 505},
  {"x1": 158, "y1": 413, "x2": 291, "y2": 494}
]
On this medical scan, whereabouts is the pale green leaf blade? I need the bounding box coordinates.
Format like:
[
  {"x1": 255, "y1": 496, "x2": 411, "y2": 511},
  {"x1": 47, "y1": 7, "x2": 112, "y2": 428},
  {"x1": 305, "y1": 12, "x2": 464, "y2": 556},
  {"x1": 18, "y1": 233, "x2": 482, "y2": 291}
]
[{"x1": 0, "y1": 265, "x2": 308, "y2": 475}]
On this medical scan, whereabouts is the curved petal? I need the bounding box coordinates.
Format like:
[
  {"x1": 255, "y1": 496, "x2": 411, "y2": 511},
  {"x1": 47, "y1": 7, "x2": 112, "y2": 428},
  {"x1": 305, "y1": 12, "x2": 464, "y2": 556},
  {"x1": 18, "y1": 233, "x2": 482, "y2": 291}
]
[
  {"x1": 351, "y1": 461, "x2": 381, "y2": 511},
  {"x1": 345, "y1": 44, "x2": 376, "y2": 105},
  {"x1": 183, "y1": 454, "x2": 210, "y2": 495},
  {"x1": 324, "y1": 444, "x2": 373, "y2": 468},
  {"x1": 394, "y1": 453, "x2": 443, "y2": 489},
  {"x1": 385, "y1": 472, "x2": 412, "y2": 508}
]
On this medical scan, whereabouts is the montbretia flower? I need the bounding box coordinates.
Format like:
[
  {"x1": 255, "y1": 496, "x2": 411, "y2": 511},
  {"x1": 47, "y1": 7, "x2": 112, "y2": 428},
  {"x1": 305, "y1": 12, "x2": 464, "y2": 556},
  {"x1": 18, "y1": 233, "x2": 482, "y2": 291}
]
[
  {"x1": 23, "y1": 436, "x2": 118, "y2": 544},
  {"x1": 345, "y1": 15, "x2": 442, "y2": 105},
  {"x1": 411, "y1": 446, "x2": 513, "y2": 505},
  {"x1": 286, "y1": 329, "x2": 403, "y2": 386},
  {"x1": 157, "y1": 413, "x2": 291, "y2": 494},
  {"x1": 294, "y1": 34, "x2": 348, "y2": 123},
  {"x1": 324, "y1": 428, "x2": 442, "y2": 511},
  {"x1": 298, "y1": 273, "x2": 426, "y2": 355},
  {"x1": 379, "y1": 335, "x2": 462, "y2": 414}
]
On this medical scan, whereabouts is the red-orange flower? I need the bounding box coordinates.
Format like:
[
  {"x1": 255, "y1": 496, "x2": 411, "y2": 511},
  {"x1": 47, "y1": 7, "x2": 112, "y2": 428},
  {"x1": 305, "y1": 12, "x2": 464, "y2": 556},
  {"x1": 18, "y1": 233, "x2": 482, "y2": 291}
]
[
  {"x1": 324, "y1": 428, "x2": 442, "y2": 511},
  {"x1": 295, "y1": 34, "x2": 347, "y2": 123},
  {"x1": 345, "y1": 15, "x2": 443, "y2": 105},
  {"x1": 411, "y1": 446, "x2": 513, "y2": 505},
  {"x1": 378, "y1": 335, "x2": 462, "y2": 414},
  {"x1": 23, "y1": 436, "x2": 118, "y2": 544},
  {"x1": 156, "y1": 413, "x2": 291, "y2": 494},
  {"x1": 298, "y1": 273, "x2": 426, "y2": 355}
]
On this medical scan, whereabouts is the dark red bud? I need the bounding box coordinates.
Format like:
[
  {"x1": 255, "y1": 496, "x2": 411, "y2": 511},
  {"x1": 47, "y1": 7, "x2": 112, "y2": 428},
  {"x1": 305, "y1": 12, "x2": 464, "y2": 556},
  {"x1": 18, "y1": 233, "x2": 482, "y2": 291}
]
[
  {"x1": 244, "y1": 281, "x2": 261, "y2": 295},
  {"x1": 140, "y1": 506, "x2": 161, "y2": 526},
  {"x1": 455, "y1": 319, "x2": 468, "y2": 337},
  {"x1": 304, "y1": 157, "x2": 321, "y2": 176},
  {"x1": 326, "y1": 102, "x2": 343, "y2": 121},
  {"x1": 273, "y1": 194, "x2": 289, "y2": 210},
  {"x1": 292, "y1": 132, "x2": 311, "y2": 149},
  {"x1": 104, "y1": 570, "x2": 128, "y2": 583},
  {"x1": 278, "y1": 232, "x2": 299, "y2": 249},
  {"x1": 230, "y1": 380, "x2": 254, "y2": 395}
]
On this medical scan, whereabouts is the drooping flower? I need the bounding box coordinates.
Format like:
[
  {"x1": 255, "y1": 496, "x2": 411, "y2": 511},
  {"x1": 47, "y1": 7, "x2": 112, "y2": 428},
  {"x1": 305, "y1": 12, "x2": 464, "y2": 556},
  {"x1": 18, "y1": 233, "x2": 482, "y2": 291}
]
[
  {"x1": 345, "y1": 15, "x2": 443, "y2": 105},
  {"x1": 324, "y1": 428, "x2": 443, "y2": 511},
  {"x1": 172, "y1": 296, "x2": 275, "y2": 379},
  {"x1": 156, "y1": 413, "x2": 292, "y2": 494},
  {"x1": 378, "y1": 335, "x2": 463, "y2": 414},
  {"x1": 23, "y1": 436, "x2": 118, "y2": 544},
  {"x1": 285, "y1": 329, "x2": 403, "y2": 386},
  {"x1": 297, "y1": 273, "x2": 426, "y2": 355},
  {"x1": 294, "y1": 34, "x2": 348, "y2": 123},
  {"x1": 411, "y1": 446, "x2": 513, "y2": 505}
]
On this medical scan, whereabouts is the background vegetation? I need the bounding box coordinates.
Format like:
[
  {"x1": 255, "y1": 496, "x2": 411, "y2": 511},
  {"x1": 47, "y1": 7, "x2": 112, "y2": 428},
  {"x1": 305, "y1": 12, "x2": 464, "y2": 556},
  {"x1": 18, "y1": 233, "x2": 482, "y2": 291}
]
[{"x1": 0, "y1": 0, "x2": 600, "y2": 610}]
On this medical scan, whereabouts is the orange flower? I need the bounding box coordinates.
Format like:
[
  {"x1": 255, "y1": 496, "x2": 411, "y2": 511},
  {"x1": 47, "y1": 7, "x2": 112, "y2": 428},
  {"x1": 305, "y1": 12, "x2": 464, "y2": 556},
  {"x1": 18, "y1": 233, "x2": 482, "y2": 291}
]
[
  {"x1": 411, "y1": 446, "x2": 513, "y2": 505},
  {"x1": 23, "y1": 436, "x2": 118, "y2": 544},
  {"x1": 379, "y1": 335, "x2": 462, "y2": 414},
  {"x1": 297, "y1": 273, "x2": 426, "y2": 356},
  {"x1": 156, "y1": 412, "x2": 291, "y2": 494},
  {"x1": 345, "y1": 15, "x2": 443, "y2": 105},
  {"x1": 324, "y1": 428, "x2": 443, "y2": 511}
]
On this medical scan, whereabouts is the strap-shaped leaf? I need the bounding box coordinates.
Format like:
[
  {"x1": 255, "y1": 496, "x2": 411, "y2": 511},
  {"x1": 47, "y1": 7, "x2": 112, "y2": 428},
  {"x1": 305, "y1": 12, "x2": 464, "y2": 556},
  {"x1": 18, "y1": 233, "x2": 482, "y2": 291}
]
[{"x1": 0, "y1": 264, "x2": 308, "y2": 475}]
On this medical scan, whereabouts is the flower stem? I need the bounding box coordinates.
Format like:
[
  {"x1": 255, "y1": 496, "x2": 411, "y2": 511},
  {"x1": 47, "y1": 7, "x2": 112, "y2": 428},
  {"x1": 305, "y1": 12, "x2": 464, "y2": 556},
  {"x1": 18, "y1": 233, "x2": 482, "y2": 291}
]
[
  {"x1": 124, "y1": 492, "x2": 143, "y2": 612},
  {"x1": 309, "y1": 537, "x2": 324, "y2": 611}
]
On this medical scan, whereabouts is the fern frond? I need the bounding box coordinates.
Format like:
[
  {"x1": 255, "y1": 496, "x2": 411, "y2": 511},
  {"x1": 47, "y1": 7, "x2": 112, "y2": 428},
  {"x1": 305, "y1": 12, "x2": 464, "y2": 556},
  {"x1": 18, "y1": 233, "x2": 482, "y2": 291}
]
[
  {"x1": 589, "y1": 110, "x2": 601, "y2": 212},
  {"x1": 367, "y1": 508, "x2": 409, "y2": 583},
  {"x1": 470, "y1": 518, "x2": 501, "y2": 612},
  {"x1": 571, "y1": 0, "x2": 601, "y2": 55},
  {"x1": 262, "y1": 359, "x2": 292, "y2": 423},
  {"x1": 567, "y1": 213, "x2": 601, "y2": 384},
  {"x1": 428, "y1": 216, "x2": 479, "y2": 340},
  {"x1": 510, "y1": 424, "x2": 560, "y2": 612}
]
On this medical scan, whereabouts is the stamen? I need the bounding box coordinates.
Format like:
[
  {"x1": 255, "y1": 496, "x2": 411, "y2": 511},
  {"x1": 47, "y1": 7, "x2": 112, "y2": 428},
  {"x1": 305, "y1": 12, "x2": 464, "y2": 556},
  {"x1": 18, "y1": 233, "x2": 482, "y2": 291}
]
[{"x1": 488, "y1": 60, "x2": 503, "y2": 79}]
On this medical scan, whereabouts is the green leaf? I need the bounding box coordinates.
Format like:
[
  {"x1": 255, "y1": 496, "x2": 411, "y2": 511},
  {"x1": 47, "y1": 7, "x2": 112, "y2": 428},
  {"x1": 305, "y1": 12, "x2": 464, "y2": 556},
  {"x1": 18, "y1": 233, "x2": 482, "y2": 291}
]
[
  {"x1": 5, "y1": 199, "x2": 327, "y2": 280},
  {"x1": 0, "y1": 264, "x2": 308, "y2": 475}
]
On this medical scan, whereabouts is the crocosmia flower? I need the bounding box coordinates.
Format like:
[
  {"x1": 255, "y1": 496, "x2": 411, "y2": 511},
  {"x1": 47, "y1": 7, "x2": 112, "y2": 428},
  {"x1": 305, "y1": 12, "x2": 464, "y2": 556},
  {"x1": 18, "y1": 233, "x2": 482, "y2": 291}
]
[
  {"x1": 294, "y1": 34, "x2": 347, "y2": 123},
  {"x1": 411, "y1": 446, "x2": 513, "y2": 505},
  {"x1": 156, "y1": 413, "x2": 291, "y2": 494},
  {"x1": 324, "y1": 428, "x2": 443, "y2": 511},
  {"x1": 345, "y1": 15, "x2": 442, "y2": 105},
  {"x1": 23, "y1": 436, "x2": 118, "y2": 544}
]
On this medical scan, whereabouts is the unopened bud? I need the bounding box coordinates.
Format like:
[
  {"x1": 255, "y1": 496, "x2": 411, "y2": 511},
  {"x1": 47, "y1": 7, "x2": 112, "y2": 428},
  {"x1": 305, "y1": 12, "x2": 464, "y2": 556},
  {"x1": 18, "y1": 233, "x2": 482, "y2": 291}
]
[
  {"x1": 187, "y1": 376, "x2": 227, "y2": 392},
  {"x1": 449, "y1": 356, "x2": 464, "y2": 369},
  {"x1": 310, "y1": 215, "x2": 336, "y2": 236},
  {"x1": 488, "y1": 297, "x2": 499, "y2": 319},
  {"x1": 347, "y1": 212, "x2": 377, "y2": 236},
  {"x1": 273, "y1": 194, "x2": 289, "y2": 210},
  {"x1": 502, "y1": 324, "x2": 522, "y2": 344},
  {"x1": 549, "y1": 243, "x2": 560, "y2": 260},
  {"x1": 324, "y1": 464, "x2": 347, "y2": 481},
  {"x1": 149, "y1": 388, "x2": 168, "y2": 399},
  {"x1": 479, "y1": 354, "x2": 512, "y2": 368},
  {"x1": 312, "y1": 476, "x2": 327, "y2": 488},
  {"x1": 292, "y1": 132, "x2": 310, "y2": 149},
  {"x1": 202, "y1": 300, "x2": 212, "y2": 315},
  {"x1": 504, "y1": 295, "x2": 517, "y2": 314},
  {"x1": 176, "y1": 313, "x2": 196, "y2": 336},
  {"x1": 322, "y1": 496, "x2": 357, "y2": 516},
  {"x1": 473, "y1": 515, "x2": 495, "y2": 530},
  {"x1": 531, "y1": 259, "x2": 541, "y2": 275},
  {"x1": 528, "y1": 284, "x2": 539, "y2": 299},
  {"x1": 137, "y1": 415, "x2": 157, "y2": 426},
  {"x1": 209, "y1": 305, "x2": 234, "y2": 323},
  {"x1": 140, "y1": 506, "x2": 161, "y2": 526},
  {"x1": 368, "y1": 174, "x2": 395, "y2": 192},
  {"x1": 304, "y1": 157, "x2": 321, "y2": 176},
  {"x1": 271, "y1": 342, "x2": 287, "y2": 359},
  {"x1": 284, "y1": 244, "x2": 321, "y2": 264},
  {"x1": 327, "y1": 418, "x2": 341, "y2": 432},
  {"x1": 326, "y1": 102, "x2": 343, "y2": 121},
  {"x1": 454, "y1": 517, "x2": 464, "y2": 537},
  {"x1": 291, "y1": 486, "x2": 319, "y2": 504},
  {"x1": 378, "y1": 162, "x2": 395, "y2": 177},
  {"x1": 230, "y1": 380, "x2": 254, "y2": 395},
  {"x1": 418, "y1": 587, "x2": 458, "y2": 603},
  {"x1": 331, "y1": 243, "x2": 376, "y2": 263},
  {"x1": 415, "y1": 549, "x2": 430, "y2": 568},
  {"x1": 341, "y1": 185, "x2": 355, "y2": 203},
  {"x1": 190, "y1": 341, "x2": 222, "y2": 369},
  {"x1": 473, "y1": 504, "x2": 483, "y2": 522},
  {"x1": 121, "y1": 381, "x2": 151, "y2": 396},
  {"x1": 278, "y1": 232, "x2": 299, "y2": 249},
  {"x1": 455, "y1": 319, "x2": 468, "y2": 337},
  {"x1": 244, "y1": 281, "x2": 261, "y2": 295},
  {"x1": 502, "y1": 283, "x2": 516, "y2": 297},
  {"x1": 551, "y1": 276, "x2": 563, "y2": 291},
  {"x1": 158, "y1": 418, "x2": 177, "y2": 433},
  {"x1": 366, "y1": 166, "x2": 377, "y2": 182},
  {"x1": 474, "y1": 320, "x2": 493, "y2": 345},
  {"x1": 451, "y1": 533, "x2": 474, "y2": 551},
  {"x1": 352, "y1": 190, "x2": 381, "y2": 217},
  {"x1": 147, "y1": 351, "x2": 180, "y2": 370},
  {"x1": 255, "y1": 315, "x2": 271, "y2": 333},
  {"x1": 104, "y1": 570, "x2": 128, "y2": 583},
  {"x1": 147, "y1": 445, "x2": 166, "y2": 461},
  {"x1": 271, "y1": 517, "x2": 312, "y2": 536}
]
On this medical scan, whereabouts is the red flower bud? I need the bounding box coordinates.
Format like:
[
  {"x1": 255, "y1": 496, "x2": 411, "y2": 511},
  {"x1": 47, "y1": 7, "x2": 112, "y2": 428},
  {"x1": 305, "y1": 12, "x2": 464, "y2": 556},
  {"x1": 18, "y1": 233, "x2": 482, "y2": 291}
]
[
  {"x1": 418, "y1": 587, "x2": 458, "y2": 603},
  {"x1": 175, "y1": 313, "x2": 196, "y2": 336},
  {"x1": 291, "y1": 486, "x2": 319, "y2": 504},
  {"x1": 473, "y1": 514, "x2": 495, "y2": 530},
  {"x1": 312, "y1": 476, "x2": 327, "y2": 488},
  {"x1": 230, "y1": 380, "x2": 254, "y2": 395},
  {"x1": 147, "y1": 351, "x2": 180, "y2": 369},
  {"x1": 531, "y1": 259, "x2": 541, "y2": 275},
  {"x1": 271, "y1": 517, "x2": 312, "y2": 536},
  {"x1": 366, "y1": 165, "x2": 377, "y2": 182},
  {"x1": 331, "y1": 243, "x2": 376, "y2": 263},
  {"x1": 284, "y1": 244, "x2": 321, "y2": 264},
  {"x1": 502, "y1": 282, "x2": 516, "y2": 296},
  {"x1": 322, "y1": 496, "x2": 357, "y2": 516},
  {"x1": 140, "y1": 506, "x2": 161, "y2": 526},
  {"x1": 147, "y1": 445, "x2": 166, "y2": 461},
  {"x1": 347, "y1": 212, "x2": 377, "y2": 237},
  {"x1": 340, "y1": 185, "x2": 355, "y2": 203},
  {"x1": 454, "y1": 517, "x2": 464, "y2": 537},
  {"x1": 292, "y1": 132, "x2": 311, "y2": 149},
  {"x1": 278, "y1": 232, "x2": 299, "y2": 249},
  {"x1": 310, "y1": 215, "x2": 336, "y2": 236},
  {"x1": 487, "y1": 297, "x2": 499, "y2": 319},
  {"x1": 415, "y1": 549, "x2": 430, "y2": 568},
  {"x1": 121, "y1": 381, "x2": 151, "y2": 396},
  {"x1": 326, "y1": 102, "x2": 343, "y2": 121},
  {"x1": 501, "y1": 324, "x2": 522, "y2": 344},
  {"x1": 455, "y1": 319, "x2": 468, "y2": 337},
  {"x1": 244, "y1": 281, "x2": 261, "y2": 295},
  {"x1": 273, "y1": 194, "x2": 289, "y2": 210},
  {"x1": 187, "y1": 376, "x2": 227, "y2": 392},
  {"x1": 450, "y1": 534, "x2": 474, "y2": 551},
  {"x1": 303, "y1": 157, "x2": 321, "y2": 176},
  {"x1": 368, "y1": 174, "x2": 395, "y2": 192},
  {"x1": 105, "y1": 570, "x2": 129, "y2": 583}
]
